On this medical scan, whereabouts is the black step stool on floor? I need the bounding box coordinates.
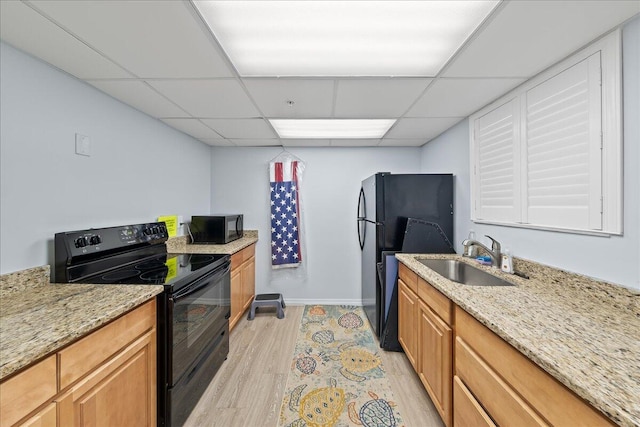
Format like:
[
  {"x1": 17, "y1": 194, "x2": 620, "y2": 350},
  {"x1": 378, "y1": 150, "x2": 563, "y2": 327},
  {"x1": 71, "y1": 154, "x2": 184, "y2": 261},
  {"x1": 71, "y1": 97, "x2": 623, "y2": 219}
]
[{"x1": 247, "y1": 293, "x2": 285, "y2": 320}]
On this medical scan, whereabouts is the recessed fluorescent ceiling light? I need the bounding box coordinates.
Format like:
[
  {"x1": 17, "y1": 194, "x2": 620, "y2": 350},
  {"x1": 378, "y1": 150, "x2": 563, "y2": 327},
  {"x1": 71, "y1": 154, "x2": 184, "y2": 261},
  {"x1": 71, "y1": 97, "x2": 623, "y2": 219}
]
[
  {"x1": 194, "y1": 1, "x2": 498, "y2": 76},
  {"x1": 270, "y1": 119, "x2": 395, "y2": 139}
]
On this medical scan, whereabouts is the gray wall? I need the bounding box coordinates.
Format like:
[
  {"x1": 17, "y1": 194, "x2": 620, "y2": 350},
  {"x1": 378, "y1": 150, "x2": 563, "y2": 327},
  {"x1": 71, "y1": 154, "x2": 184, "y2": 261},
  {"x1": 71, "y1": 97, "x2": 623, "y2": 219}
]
[
  {"x1": 0, "y1": 42, "x2": 212, "y2": 274},
  {"x1": 210, "y1": 146, "x2": 422, "y2": 304},
  {"x1": 420, "y1": 17, "x2": 640, "y2": 291}
]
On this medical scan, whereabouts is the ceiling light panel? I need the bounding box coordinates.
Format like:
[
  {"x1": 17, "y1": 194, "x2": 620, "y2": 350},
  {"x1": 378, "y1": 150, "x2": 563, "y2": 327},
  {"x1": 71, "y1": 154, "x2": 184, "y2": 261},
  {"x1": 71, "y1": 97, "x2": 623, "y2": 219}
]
[
  {"x1": 270, "y1": 119, "x2": 395, "y2": 139},
  {"x1": 194, "y1": 1, "x2": 499, "y2": 77}
]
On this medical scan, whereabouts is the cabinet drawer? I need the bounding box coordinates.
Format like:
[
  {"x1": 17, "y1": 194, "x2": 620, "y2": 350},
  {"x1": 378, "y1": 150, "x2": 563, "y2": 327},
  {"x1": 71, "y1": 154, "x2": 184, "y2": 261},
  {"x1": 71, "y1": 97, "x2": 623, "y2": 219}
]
[
  {"x1": 455, "y1": 306, "x2": 614, "y2": 426},
  {"x1": 417, "y1": 277, "x2": 452, "y2": 325},
  {"x1": 18, "y1": 402, "x2": 56, "y2": 427},
  {"x1": 398, "y1": 263, "x2": 418, "y2": 293},
  {"x1": 58, "y1": 299, "x2": 156, "y2": 390},
  {"x1": 0, "y1": 355, "x2": 57, "y2": 427},
  {"x1": 242, "y1": 244, "x2": 255, "y2": 261},
  {"x1": 453, "y1": 376, "x2": 496, "y2": 427},
  {"x1": 456, "y1": 337, "x2": 547, "y2": 427}
]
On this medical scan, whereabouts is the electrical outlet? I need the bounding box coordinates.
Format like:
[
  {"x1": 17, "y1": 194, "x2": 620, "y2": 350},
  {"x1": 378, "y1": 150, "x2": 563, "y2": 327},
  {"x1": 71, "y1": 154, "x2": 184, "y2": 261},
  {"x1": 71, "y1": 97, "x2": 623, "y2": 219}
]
[{"x1": 75, "y1": 133, "x2": 91, "y2": 157}]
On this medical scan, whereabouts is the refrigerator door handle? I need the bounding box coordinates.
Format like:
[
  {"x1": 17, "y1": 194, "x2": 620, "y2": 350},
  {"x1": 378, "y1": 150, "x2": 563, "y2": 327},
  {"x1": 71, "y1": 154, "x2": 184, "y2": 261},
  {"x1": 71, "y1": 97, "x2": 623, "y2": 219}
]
[{"x1": 357, "y1": 187, "x2": 366, "y2": 250}]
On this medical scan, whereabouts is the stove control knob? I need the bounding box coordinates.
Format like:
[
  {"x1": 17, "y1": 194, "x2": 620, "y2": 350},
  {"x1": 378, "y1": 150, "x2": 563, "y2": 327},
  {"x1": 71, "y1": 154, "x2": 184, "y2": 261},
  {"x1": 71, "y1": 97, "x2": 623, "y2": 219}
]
[
  {"x1": 159, "y1": 225, "x2": 167, "y2": 233},
  {"x1": 75, "y1": 237, "x2": 87, "y2": 248},
  {"x1": 152, "y1": 226, "x2": 159, "y2": 234},
  {"x1": 89, "y1": 235, "x2": 102, "y2": 245},
  {"x1": 143, "y1": 228, "x2": 151, "y2": 235}
]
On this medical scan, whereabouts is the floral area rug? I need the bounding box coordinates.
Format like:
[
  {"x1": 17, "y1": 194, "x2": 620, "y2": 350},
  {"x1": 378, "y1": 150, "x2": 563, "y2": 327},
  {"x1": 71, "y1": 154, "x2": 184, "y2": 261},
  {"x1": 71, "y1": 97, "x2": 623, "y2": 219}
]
[{"x1": 278, "y1": 305, "x2": 404, "y2": 427}]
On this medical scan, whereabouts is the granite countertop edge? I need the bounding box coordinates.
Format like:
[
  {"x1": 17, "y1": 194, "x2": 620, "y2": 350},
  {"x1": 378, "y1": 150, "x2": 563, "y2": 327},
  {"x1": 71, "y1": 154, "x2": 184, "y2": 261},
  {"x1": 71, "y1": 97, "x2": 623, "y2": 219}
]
[
  {"x1": 396, "y1": 253, "x2": 639, "y2": 427},
  {"x1": 0, "y1": 282, "x2": 163, "y2": 380},
  {"x1": 165, "y1": 230, "x2": 258, "y2": 255}
]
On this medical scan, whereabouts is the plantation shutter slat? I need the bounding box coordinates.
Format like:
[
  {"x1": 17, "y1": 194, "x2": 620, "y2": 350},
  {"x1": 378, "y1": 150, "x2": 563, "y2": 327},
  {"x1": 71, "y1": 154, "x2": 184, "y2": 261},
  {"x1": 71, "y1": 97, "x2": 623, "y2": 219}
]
[
  {"x1": 523, "y1": 53, "x2": 602, "y2": 230},
  {"x1": 474, "y1": 98, "x2": 520, "y2": 222}
]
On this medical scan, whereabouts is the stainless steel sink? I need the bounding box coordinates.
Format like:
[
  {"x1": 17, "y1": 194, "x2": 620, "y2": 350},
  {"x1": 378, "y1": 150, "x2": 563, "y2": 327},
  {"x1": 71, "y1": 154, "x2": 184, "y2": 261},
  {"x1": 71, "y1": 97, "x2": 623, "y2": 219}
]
[{"x1": 419, "y1": 259, "x2": 515, "y2": 287}]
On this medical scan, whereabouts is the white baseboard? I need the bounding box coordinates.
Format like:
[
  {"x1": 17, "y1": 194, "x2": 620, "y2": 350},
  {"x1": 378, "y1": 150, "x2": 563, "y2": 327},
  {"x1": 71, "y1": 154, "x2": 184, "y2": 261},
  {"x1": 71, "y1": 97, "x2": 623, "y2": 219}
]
[{"x1": 282, "y1": 299, "x2": 363, "y2": 306}]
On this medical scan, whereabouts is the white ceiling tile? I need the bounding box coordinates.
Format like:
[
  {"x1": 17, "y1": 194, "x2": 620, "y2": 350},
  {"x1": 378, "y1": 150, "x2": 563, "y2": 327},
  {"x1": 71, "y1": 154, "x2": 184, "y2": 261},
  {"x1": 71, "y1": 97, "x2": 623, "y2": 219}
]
[
  {"x1": 200, "y1": 119, "x2": 276, "y2": 139},
  {"x1": 281, "y1": 139, "x2": 332, "y2": 147},
  {"x1": 229, "y1": 139, "x2": 282, "y2": 147},
  {"x1": 379, "y1": 139, "x2": 428, "y2": 147},
  {"x1": 161, "y1": 119, "x2": 221, "y2": 139},
  {"x1": 385, "y1": 118, "x2": 463, "y2": 139},
  {"x1": 88, "y1": 80, "x2": 189, "y2": 118},
  {"x1": 148, "y1": 80, "x2": 260, "y2": 118},
  {"x1": 407, "y1": 78, "x2": 525, "y2": 117},
  {"x1": 444, "y1": 1, "x2": 640, "y2": 78},
  {"x1": 29, "y1": 0, "x2": 233, "y2": 78},
  {"x1": 243, "y1": 79, "x2": 334, "y2": 118},
  {"x1": 331, "y1": 139, "x2": 381, "y2": 147},
  {"x1": 334, "y1": 79, "x2": 432, "y2": 118},
  {"x1": 0, "y1": 1, "x2": 132, "y2": 79}
]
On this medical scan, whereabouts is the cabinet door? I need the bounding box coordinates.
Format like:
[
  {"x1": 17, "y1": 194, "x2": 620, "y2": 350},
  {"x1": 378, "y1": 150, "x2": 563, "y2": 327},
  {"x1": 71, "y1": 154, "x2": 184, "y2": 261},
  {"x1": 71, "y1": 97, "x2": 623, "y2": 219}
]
[
  {"x1": 57, "y1": 330, "x2": 156, "y2": 427},
  {"x1": 230, "y1": 267, "x2": 242, "y2": 330},
  {"x1": 241, "y1": 256, "x2": 255, "y2": 311},
  {"x1": 18, "y1": 402, "x2": 57, "y2": 427},
  {"x1": 418, "y1": 300, "x2": 452, "y2": 427},
  {"x1": 398, "y1": 279, "x2": 418, "y2": 369}
]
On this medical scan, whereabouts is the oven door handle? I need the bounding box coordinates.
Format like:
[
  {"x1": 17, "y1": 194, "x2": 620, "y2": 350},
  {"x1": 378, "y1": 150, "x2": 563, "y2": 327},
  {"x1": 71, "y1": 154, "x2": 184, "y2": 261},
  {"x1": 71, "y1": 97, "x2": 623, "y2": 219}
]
[{"x1": 172, "y1": 262, "x2": 230, "y2": 301}]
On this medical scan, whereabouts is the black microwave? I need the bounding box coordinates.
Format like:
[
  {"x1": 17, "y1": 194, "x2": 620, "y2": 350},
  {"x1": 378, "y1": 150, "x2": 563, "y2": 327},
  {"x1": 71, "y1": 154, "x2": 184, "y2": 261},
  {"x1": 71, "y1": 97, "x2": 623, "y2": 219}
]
[{"x1": 190, "y1": 215, "x2": 243, "y2": 244}]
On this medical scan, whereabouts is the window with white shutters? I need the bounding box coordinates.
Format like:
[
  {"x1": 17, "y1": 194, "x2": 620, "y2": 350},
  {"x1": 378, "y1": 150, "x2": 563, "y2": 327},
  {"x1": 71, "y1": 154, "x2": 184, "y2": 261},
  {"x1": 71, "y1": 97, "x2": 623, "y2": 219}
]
[
  {"x1": 474, "y1": 98, "x2": 520, "y2": 223},
  {"x1": 470, "y1": 30, "x2": 622, "y2": 235}
]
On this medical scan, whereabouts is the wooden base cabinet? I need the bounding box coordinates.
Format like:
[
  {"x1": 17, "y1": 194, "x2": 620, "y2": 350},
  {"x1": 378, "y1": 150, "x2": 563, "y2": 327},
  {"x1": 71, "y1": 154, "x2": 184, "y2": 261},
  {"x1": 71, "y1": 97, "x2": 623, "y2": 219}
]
[
  {"x1": 398, "y1": 279, "x2": 418, "y2": 369},
  {"x1": 0, "y1": 300, "x2": 157, "y2": 427},
  {"x1": 229, "y1": 244, "x2": 256, "y2": 330},
  {"x1": 418, "y1": 300, "x2": 452, "y2": 427},
  {"x1": 397, "y1": 262, "x2": 453, "y2": 427},
  {"x1": 454, "y1": 306, "x2": 614, "y2": 427}
]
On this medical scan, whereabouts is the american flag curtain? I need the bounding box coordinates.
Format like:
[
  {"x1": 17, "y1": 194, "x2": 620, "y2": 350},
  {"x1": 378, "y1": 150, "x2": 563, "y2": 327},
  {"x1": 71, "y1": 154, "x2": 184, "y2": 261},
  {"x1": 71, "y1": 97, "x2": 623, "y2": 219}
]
[{"x1": 269, "y1": 159, "x2": 303, "y2": 268}]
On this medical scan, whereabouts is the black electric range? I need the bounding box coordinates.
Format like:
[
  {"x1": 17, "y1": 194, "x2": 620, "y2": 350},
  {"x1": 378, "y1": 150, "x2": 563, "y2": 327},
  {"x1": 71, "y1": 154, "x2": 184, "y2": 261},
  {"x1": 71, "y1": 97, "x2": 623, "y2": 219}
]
[{"x1": 54, "y1": 222, "x2": 231, "y2": 426}]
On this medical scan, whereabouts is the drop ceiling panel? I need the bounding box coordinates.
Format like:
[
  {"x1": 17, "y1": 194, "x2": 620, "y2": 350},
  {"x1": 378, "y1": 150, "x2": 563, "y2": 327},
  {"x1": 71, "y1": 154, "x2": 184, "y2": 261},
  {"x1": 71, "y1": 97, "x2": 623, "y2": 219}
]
[
  {"x1": 444, "y1": 1, "x2": 640, "y2": 77},
  {"x1": 161, "y1": 119, "x2": 221, "y2": 139},
  {"x1": 229, "y1": 139, "x2": 281, "y2": 147},
  {"x1": 0, "y1": 1, "x2": 132, "y2": 79},
  {"x1": 379, "y1": 139, "x2": 427, "y2": 147},
  {"x1": 148, "y1": 80, "x2": 260, "y2": 118},
  {"x1": 407, "y1": 78, "x2": 525, "y2": 117},
  {"x1": 386, "y1": 118, "x2": 462, "y2": 139},
  {"x1": 88, "y1": 80, "x2": 189, "y2": 118},
  {"x1": 243, "y1": 79, "x2": 335, "y2": 118},
  {"x1": 200, "y1": 119, "x2": 276, "y2": 139},
  {"x1": 29, "y1": 0, "x2": 233, "y2": 78},
  {"x1": 331, "y1": 139, "x2": 381, "y2": 147},
  {"x1": 334, "y1": 79, "x2": 432, "y2": 118},
  {"x1": 281, "y1": 139, "x2": 332, "y2": 147}
]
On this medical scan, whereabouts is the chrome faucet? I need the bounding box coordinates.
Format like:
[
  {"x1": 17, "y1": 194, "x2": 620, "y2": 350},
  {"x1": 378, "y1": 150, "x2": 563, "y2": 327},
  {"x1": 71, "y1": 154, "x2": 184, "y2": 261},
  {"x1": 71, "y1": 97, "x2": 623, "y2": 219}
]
[{"x1": 462, "y1": 235, "x2": 502, "y2": 267}]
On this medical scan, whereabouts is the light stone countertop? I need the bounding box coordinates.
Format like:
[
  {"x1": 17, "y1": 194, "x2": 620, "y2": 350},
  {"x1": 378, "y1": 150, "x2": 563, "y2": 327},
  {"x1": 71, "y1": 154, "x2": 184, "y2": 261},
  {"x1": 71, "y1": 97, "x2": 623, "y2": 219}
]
[
  {"x1": 165, "y1": 229, "x2": 258, "y2": 255},
  {"x1": 396, "y1": 253, "x2": 640, "y2": 427},
  {"x1": 0, "y1": 266, "x2": 163, "y2": 380}
]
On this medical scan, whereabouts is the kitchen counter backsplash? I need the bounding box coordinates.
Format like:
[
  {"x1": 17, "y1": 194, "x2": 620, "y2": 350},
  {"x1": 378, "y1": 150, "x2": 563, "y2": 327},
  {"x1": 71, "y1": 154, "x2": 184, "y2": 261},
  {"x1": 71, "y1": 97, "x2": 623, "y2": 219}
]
[
  {"x1": 166, "y1": 229, "x2": 258, "y2": 254},
  {"x1": 396, "y1": 253, "x2": 640, "y2": 427}
]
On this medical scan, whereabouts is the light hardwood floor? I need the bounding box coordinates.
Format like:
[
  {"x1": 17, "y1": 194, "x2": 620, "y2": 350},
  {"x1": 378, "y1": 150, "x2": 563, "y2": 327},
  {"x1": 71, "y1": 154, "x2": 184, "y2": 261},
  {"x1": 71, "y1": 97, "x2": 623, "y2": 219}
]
[{"x1": 185, "y1": 305, "x2": 444, "y2": 427}]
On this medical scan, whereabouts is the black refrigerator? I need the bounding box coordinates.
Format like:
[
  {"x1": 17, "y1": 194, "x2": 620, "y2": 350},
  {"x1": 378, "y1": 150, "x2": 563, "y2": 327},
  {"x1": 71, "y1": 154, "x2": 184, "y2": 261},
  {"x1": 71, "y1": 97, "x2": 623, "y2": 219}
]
[{"x1": 357, "y1": 173, "x2": 454, "y2": 343}]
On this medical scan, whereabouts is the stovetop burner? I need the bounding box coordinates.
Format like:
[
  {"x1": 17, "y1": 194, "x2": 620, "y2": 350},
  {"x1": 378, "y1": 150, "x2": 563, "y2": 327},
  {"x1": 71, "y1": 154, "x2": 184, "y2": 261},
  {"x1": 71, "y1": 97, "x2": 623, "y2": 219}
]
[{"x1": 140, "y1": 267, "x2": 169, "y2": 283}]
